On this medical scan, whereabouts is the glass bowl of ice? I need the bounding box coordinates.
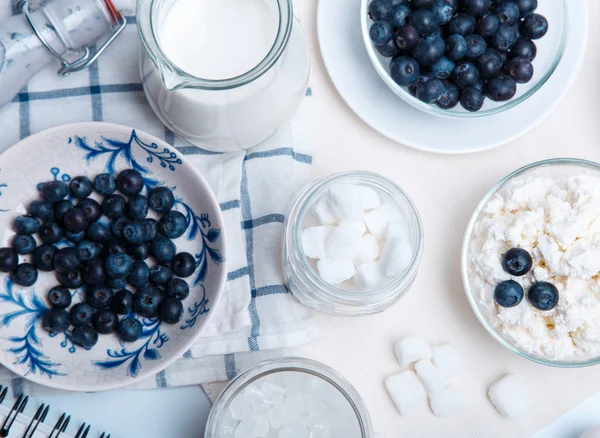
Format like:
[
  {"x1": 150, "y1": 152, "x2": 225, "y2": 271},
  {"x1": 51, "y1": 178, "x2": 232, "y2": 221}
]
[{"x1": 204, "y1": 357, "x2": 373, "y2": 438}]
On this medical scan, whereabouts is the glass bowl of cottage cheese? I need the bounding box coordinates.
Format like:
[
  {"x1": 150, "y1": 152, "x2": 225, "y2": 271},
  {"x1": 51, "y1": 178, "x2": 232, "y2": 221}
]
[{"x1": 463, "y1": 158, "x2": 600, "y2": 367}]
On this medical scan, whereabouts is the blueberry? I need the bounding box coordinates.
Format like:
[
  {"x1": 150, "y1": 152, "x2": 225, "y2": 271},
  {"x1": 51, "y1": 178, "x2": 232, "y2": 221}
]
[
  {"x1": 408, "y1": 72, "x2": 434, "y2": 96},
  {"x1": 166, "y1": 278, "x2": 190, "y2": 300},
  {"x1": 0, "y1": 248, "x2": 18, "y2": 273},
  {"x1": 496, "y1": 1, "x2": 520, "y2": 25},
  {"x1": 65, "y1": 230, "x2": 86, "y2": 244},
  {"x1": 27, "y1": 200, "x2": 53, "y2": 220},
  {"x1": 448, "y1": 13, "x2": 476, "y2": 36},
  {"x1": 122, "y1": 220, "x2": 144, "y2": 244},
  {"x1": 93, "y1": 173, "x2": 117, "y2": 196},
  {"x1": 78, "y1": 198, "x2": 102, "y2": 223},
  {"x1": 92, "y1": 309, "x2": 119, "y2": 334},
  {"x1": 71, "y1": 325, "x2": 98, "y2": 349},
  {"x1": 117, "y1": 318, "x2": 143, "y2": 342},
  {"x1": 102, "y1": 194, "x2": 126, "y2": 219},
  {"x1": 112, "y1": 289, "x2": 134, "y2": 314},
  {"x1": 87, "y1": 222, "x2": 112, "y2": 242},
  {"x1": 412, "y1": 35, "x2": 446, "y2": 66},
  {"x1": 493, "y1": 24, "x2": 518, "y2": 51},
  {"x1": 494, "y1": 280, "x2": 524, "y2": 308},
  {"x1": 476, "y1": 13, "x2": 499, "y2": 37},
  {"x1": 108, "y1": 277, "x2": 127, "y2": 289},
  {"x1": 390, "y1": 0, "x2": 408, "y2": 5},
  {"x1": 465, "y1": 34, "x2": 487, "y2": 60},
  {"x1": 477, "y1": 48, "x2": 504, "y2": 78},
  {"x1": 432, "y1": 57, "x2": 455, "y2": 79},
  {"x1": 408, "y1": 9, "x2": 438, "y2": 36},
  {"x1": 13, "y1": 216, "x2": 40, "y2": 235},
  {"x1": 54, "y1": 200, "x2": 74, "y2": 222},
  {"x1": 528, "y1": 282, "x2": 559, "y2": 311},
  {"x1": 501, "y1": 248, "x2": 532, "y2": 276},
  {"x1": 432, "y1": 0, "x2": 454, "y2": 25},
  {"x1": 436, "y1": 81, "x2": 460, "y2": 109},
  {"x1": 375, "y1": 40, "x2": 399, "y2": 57},
  {"x1": 172, "y1": 252, "x2": 196, "y2": 278},
  {"x1": 116, "y1": 169, "x2": 144, "y2": 196},
  {"x1": 70, "y1": 302, "x2": 94, "y2": 325},
  {"x1": 128, "y1": 260, "x2": 149, "y2": 288},
  {"x1": 514, "y1": 0, "x2": 537, "y2": 18},
  {"x1": 473, "y1": 79, "x2": 485, "y2": 92},
  {"x1": 54, "y1": 248, "x2": 80, "y2": 273},
  {"x1": 102, "y1": 240, "x2": 128, "y2": 257},
  {"x1": 520, "y1": 13, "x2": 547, "y2": 39},
  {"x1": 81, "y1": 258, "x2": 106, "y2": 285},
  {"x1": 32, "y1": 244, "x2": 57, "y2": 271},
  {"x1": 510, "y1": 38, "x2": 537, "y2": 61},
  {"x1": 140, "y1": 219, "x2": 158, "y2": 243},
  {"x1": 76, "y1": 240, "x2": 102, "y2": 262},
  {"x1": 39, "y1": 220, "x2": 64, "y2": 244},
  {"x1": 505, "y1": 56, "x2": 533, "y2": 83},
  {"x1": 126, "y1": 195, "x2": 149, "y2": 221},
  {"x1": 128, "y1": 242, "x2": 151, "y2": 261},
  {"x1": 48, "y1": 286, "x2": 72, "y2": 309},
  {"x1": 461, "y1": 0, "x2": 491, "y2": 17},
  {"x1": 159, "y1": 211, "x2": 187, "y2": 239},
  {"x1": 40, "y1": 181, "x2": 69, "y2": 202},
  {"x1": 387, "y1": 5, "x2": 411, "y2": 28},
  {"x1": 13, "y1": 234, "x2": 36, "y2": 255},
  {"x1": 370, "y1": 20, "x2": 393, "y2": 45},
  {"x1": 416, "y1": 78, "x2": 446, "y2": 103},
  {"x1": 394, "y1": 25, "x2": 420, "y2": 51},
  {"x1": 460, "y1": 87, "x2": 485, "y2": 111},
  {"x1": 86, "y1": 285, "x2": 113, "y2": 309},
  {"x1": 412, "y1": 0, "x2": 436, "y2": 8},
  {"x1": 159, "y1": 297, "x2": 184, "y2": 324},
  {"x1": 149, "y1": 264, "x2": 174, "y2": 286},
  {"x1": 444, "y1": 0, "x2": 459, "y2": 7},
  {"x1": 485, "y1": 74, "x2": 517, "y2": 101},
  {"x1": 56, "y1": 270, "x2": 84, "y2": 289},
  {"x1": 445, "y1": 34, "x2": 467, "y2": 61},
  {"x1": 368, "y1": 0, "x2": 392, "y2": 20},
  {"x1": 42, "y1": 308, "x2": 70, "y2": 334},
  {"x1": 151, "y1": 236, "x2": 176, "y2": 264},
  {"x1": 12, "y1": 263, "x2": 38, "y2": 286},
  {"x1": 111, "y1": 217, "x2": 130, "y2": 239},
  {"x1": 390, "y1": 56, "x2": 420, "y2": 86},
  {"x1": 63, "y1": 208, "x2": 89, "y2": 232},
  {"x1": 69, "y1": 176, "x2": 93, "y2": 199},
  {"x1": 451, "y1": 61, "x2": 479, "y2": 88},
  {"x1": 105, "y1": 252, "x2": 133, "y2": 279},
  {"x1": 133, "y1": 285, "x2": 164, "y2": 318}
]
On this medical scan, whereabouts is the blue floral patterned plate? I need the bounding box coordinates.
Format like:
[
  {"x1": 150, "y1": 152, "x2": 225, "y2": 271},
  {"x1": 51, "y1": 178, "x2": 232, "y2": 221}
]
[{"x1": 0, "y1": 123, "x2": 227, "y2": 391}]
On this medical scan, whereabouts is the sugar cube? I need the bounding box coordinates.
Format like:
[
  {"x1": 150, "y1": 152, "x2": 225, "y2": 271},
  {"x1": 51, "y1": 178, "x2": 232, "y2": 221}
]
[
  {"x1": 394, "y1": 337, "x2": 432, "y2": 367},
  {"x1": 354, "y1": 234, "x2": 380, "y2": 265},
  {"x1": 385, "y1": 371, "x2": 428, "y2": 416},
  {"x1": 414, "y1": 359, "x2": 446, "y2": 396},
  {"x1": 580, "y1": 427, "x2": 600, "y2": 438},
  {"x1": 354, "y1": 261, "x2": 384, "y2": 290},
  {"x1": 364, "y1": 203, "x2": 400, "y2": 240},
  {"x1": 380, "y1": 237, "x2": 413, "y2": 278},
  {"x1": 325, "y1": 223, "x2": 363, "y2": 260},
  {"x1": 488, "y1": 374, "x2": 532, "y2": 419},
  {"x1": 356, "y1": 186, "x2": 381, "y2": 210},
  {"x1": 312, "y1": 196, "x2": 337, "y2": 225},
  {"x1": 327, "y1": 184, "x2": 365, "y2": 221},
  {"x1": 339, "y1": 220, "x2": 366, "y2": 235},
  {"x1": 386, "y1": 220, "x2": 409, "y2": 242},
  {"x1": 432, "y1": 344, "x2": 465, "y2": 377},
  {"x1": 301, "y1": 226, "x2": 332, "y2": 260},
  {"x1": 317, "y1": 259, "x2": 355, "y2": 285},
  {"x1": 430, "y1": 386, "x2": 465, "y2": 417}
]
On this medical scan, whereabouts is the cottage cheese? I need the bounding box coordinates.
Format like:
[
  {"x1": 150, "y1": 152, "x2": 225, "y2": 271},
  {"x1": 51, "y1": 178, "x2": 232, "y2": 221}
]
[{"x1": 470, "y1": 174, "x2": 600, "y2": 361}]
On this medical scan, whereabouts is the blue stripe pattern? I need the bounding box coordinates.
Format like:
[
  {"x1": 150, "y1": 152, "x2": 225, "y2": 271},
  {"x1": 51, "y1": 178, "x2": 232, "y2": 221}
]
[
  {"x1": 245, "y1": 147, "x2": 312, "y2": 164},
  {"x1": 242, "y1": 213, "x2": 285, "y2": 230},
  {"x1": 88, "y1": 43, "x2": 103, "y2": 122},
  {"x1": 224, "y1": 354, "x2": 237, "y2": 380},
  {"x1": 155, "y1": 370, "x2": 167, "y2": 387},
  {"x1": 220, "y1": 200, "x2": 240, "y2": 211}
]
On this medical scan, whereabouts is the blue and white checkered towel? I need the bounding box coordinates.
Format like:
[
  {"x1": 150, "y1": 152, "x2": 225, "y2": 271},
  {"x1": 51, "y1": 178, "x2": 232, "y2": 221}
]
[{"x1": 0, "y1": 0, "x2": 320, "y2": 396}]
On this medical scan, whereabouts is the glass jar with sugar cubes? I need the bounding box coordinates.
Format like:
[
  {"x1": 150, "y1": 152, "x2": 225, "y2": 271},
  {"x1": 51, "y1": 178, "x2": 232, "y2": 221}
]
[
  {"x1": 205, "y1": 357, "x2": 373, "y2": 438},
  {"x1": 282, "y1": 171, "x2": 424, "y2": 316}
]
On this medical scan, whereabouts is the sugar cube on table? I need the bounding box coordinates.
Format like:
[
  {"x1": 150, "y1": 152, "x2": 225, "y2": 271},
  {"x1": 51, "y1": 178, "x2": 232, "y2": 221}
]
[
  {"x1": 432, "y1": 344, "x2": 465, "y2": 377},
  {"x1": 394, "y1": 337, "x2": 432, "y2": 367},
  {"x1": 364, "y1": 203, "x2": 400, "y2": 240},
  {"x1": 354, "y1": 261, "x2": 384, "y2": 290},
  {"x1": 380, "y1": 237, "x2": 413, "y2": 278},
  {"x1": 302, "y1": 226, "x2": 332, "y2": 260},
  {"x1": 325, "y1": 223, "x2": 363, "y2": 260},
  {"x1": 327, "y1": 184, "x2": 365, "y2": 221},
  {"x1": 385, "y1": 370, "x2": 428, "y2": 416},
  {"x1": 414, "y1": 359, "x2": 446, "y2": 396},
  {"x1": 430, "y1": 386, "x2": 465, "y2": 417},
  {"x1": 312, "y1": 196, "x2": 338, "y2": 225},
  {"x1": 354, "y1": 234, "x2": 380, "y2": 265},
  {"x1": 488, "y1": 374, "x2": 532, "y2": 419},
  {"x1": 317, "y1": 259, "x2": 355, "y2": 285},
  {"x1": 580, "y1": 427, "x2": 600, "y2": 438}
]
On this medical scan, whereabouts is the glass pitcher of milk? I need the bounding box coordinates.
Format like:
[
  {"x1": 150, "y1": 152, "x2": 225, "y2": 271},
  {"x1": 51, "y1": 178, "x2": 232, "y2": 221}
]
[{"x1": 137, "y1": 0, "x2": 310, "y2": 152}]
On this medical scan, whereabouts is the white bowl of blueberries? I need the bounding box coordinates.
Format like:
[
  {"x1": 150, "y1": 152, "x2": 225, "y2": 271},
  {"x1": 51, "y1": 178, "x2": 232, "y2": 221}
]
[{"x1": 361, "y1": 0, "x2": 569, "y2": 116}]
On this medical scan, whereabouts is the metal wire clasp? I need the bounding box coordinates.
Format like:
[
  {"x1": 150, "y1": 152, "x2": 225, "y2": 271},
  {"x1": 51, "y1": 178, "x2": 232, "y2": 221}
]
[{"x1": 21, "y1": 0, "x2": 127, "y2": 76}]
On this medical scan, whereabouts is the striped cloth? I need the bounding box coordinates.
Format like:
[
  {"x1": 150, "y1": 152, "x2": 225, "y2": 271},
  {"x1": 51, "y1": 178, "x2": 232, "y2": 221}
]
[{"x1": 0, "y1": 0, "x2": 320, "y2": 396}]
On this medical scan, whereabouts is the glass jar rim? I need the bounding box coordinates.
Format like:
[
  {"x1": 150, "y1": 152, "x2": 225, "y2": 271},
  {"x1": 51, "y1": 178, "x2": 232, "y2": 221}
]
[{"x1": 137, "y1": 0, "x2": 293, "y2": 91}]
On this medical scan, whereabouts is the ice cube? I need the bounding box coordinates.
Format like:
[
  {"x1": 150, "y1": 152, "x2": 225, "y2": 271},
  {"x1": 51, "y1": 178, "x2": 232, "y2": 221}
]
[
  {"x1": 262, "y1": 381, "x2": 285, "y2": 405},
  {"x1": 327, "y1": 184, "x2": 365, "y2": 221},
  {"x1": 430, "y1": 386, "x2": 465, "y2": 417},
  {"x1": 414, "y1": 359, "x2": 446, "y2": 396},
  {"x1": 254, "y1": 415, "x2": 270, "y2": 437},
  {"x1": 364, "y1": 204, "x2": 400, "y2": 240},
  {"x1": 354, "y1": 261, "x2": 384, "y2": 290},
  {"x1": 235, "y1": 419, "x2": 255, "y2": 438},
  {"x1": 488, "y1": 374, "x2": 532, "y2": 419},
  {"x1": 325, "y1": 223, "x2": 363, "y2": 260},
  {"x1": 384, "y1": 370, "x2": 428, "y2": 416},
  {"x1": 353, "y1": 234, "x2": 380, "y2": 265},
  {"x1": 269, "y1": 404, "x2": 285, "y2": 429},
  {"x1": 317, "y1": 259, "x2": 355, "y2": 285},
  {"x1": 380, "y1": 237, "x2": 413, "y2": 278},
  {"x1": 230, "y1": 394, "x2": 254, "y2": 421},
  {"x1": 302, "y1": 226, "x2": 332, "y2": 260},
  {"x1": 312, "y1": 196, "x2": 338, "y2": 225},
  {"x1": 394, "y1": 336, "x2": 432, "y2": 367},
  {"x1": 219, "y1": 414, "x2": 238, "y2": 437},
  {"x1": 431, "y1": 344, "x2": 465, "y2": 377}
]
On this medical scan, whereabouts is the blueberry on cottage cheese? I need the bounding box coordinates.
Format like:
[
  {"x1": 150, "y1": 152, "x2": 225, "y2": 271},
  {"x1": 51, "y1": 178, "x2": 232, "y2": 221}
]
[
  {"x1": 501, "y1": 248, "x2": 532, "y2": 276},
  {"x1": 528, "y1": 282, "x2": 559, "y2": 311},
  {"x1": 494, "y1": 280, "x2": 524, "y2": 308}
]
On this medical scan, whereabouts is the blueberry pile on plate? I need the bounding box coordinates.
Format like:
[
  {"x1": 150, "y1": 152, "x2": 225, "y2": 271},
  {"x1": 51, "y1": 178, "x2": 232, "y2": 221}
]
[
  {"x1": 367, "y1": 0, "x2": 548, "y2": 112},
  {"x1": 494, "y1": 248, "x2": 559, "y2": 311},
  {"x1": 0, "y1": 169, "x2": 195, "y2": 349}
]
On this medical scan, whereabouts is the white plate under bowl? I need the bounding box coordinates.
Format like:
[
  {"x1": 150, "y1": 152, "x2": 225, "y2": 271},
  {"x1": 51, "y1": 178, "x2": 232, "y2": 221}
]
[
  {"x1": 0, "y1": 122, "x2": 227, "y2": 392},
  {"x1": 318, "y1": 0, "x2": 588, "y2": 154}
]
